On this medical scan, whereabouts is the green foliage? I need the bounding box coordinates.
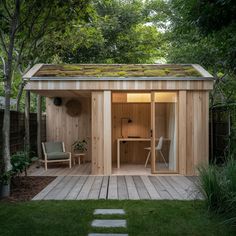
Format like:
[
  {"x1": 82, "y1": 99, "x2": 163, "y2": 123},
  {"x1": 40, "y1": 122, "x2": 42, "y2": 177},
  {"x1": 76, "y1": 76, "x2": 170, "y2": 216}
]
[
  {"x1": 11, "y1": 151, "x2": 37, "y2": 176},
  {"x1": 198, "y1": 159, "x2": 236, "y2": 226},
  {"x1": 72, "y1": 139, "x2": 87, "y2": 153},
  {"x1": 40, "y1": 0, "x2": 165, "y2": 64},
  {"x1": 0, "y1": 0, "x2": 90, "y2": 111},
  {"x1": 0, "y1": 170, "x2": 13, "y2": 185},
  {"x1": 148, "y1": 0, "x2": 236, "y2": 106}
]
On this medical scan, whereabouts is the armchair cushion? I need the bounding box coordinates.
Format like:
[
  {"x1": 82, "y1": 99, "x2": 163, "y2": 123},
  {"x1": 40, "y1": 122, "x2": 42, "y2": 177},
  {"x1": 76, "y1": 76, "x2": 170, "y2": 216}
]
[
  {"x1": 47, "y1": 152, "x2": 70, "y2": 160},
  {"x1": 44, "y1": 142, "x2": 63, "y2": 153}
]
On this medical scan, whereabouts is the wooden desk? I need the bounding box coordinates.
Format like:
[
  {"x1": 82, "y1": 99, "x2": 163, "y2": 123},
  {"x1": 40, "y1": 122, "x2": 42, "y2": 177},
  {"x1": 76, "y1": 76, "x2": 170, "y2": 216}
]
[{"x1": 117, "y1": 138, "x2": 151, "y2": 168}]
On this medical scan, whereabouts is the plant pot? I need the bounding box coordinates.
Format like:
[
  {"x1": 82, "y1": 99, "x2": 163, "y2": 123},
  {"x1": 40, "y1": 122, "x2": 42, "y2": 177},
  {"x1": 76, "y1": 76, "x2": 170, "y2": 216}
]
[
  {"x1": 74, "y1": 149, "x2": 87, "y2": 155},
  {"x1": 0, "y1": 183, "x2": 10, "y2": 198}
]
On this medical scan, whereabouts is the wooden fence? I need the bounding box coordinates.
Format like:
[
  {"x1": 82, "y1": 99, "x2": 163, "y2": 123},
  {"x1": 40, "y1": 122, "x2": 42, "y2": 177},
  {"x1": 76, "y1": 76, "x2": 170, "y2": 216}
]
[
  {"x1": 209, "y1": 104, "x2": 236, "y2": 163},
  {"x1": 0, "y1": 109, "x2": 46, "y2": 156}
]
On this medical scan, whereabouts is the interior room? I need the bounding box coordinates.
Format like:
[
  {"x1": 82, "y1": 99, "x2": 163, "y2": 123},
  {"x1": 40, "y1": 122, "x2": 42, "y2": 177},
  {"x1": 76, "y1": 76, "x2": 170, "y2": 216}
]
[{"x1": 112, "y1": 92, "x2": 178, "y2": 175}]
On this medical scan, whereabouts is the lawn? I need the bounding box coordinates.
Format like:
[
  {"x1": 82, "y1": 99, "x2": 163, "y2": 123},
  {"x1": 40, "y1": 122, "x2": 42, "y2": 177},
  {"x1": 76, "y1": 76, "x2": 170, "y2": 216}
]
[{"x1": 0, "y1": 200, "x2": 235, "y2": 236}]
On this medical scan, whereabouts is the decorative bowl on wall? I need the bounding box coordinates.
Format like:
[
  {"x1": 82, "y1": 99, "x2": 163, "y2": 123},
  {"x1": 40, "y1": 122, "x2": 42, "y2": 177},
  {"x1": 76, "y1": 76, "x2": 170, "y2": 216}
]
[{"x1": 65, "y1": 99, "x2": 82, "y2": 117}]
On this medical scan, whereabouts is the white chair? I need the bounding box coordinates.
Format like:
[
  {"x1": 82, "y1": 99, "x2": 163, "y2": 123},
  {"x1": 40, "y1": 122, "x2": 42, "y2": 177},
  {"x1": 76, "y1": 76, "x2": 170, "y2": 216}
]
[{"x1": 144, "y1": 136, "x2": 168, "y2": 168}]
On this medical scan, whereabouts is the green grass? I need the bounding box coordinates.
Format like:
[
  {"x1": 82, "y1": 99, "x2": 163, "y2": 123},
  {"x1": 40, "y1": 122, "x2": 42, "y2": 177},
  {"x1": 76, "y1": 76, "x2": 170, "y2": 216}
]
[{"x1": 0, "y1": 200, "x2": 235, "y2": 236}]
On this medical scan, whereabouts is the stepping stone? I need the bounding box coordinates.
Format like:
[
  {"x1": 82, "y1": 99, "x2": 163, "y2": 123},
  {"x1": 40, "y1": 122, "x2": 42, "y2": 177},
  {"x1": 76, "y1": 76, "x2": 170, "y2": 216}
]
[
  {"x1": 94, "y1": 209, "x2": 125, "y2": 215},
  {"x1": 88, "y1": 234, "x2": 128, "y2": 236},
  {"x1": 91, "y1": 219, "x2": 127, "y2": 228}
]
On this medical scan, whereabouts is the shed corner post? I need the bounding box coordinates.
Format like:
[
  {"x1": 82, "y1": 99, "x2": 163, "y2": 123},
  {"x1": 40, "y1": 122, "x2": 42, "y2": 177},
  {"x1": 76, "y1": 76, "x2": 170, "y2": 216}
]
[
  {"x1": 178, "y1": 90, "x2": 187, "y2": 175},
  {"x1": 103, "y1": 90, "x2": 112, "y2": 175},
  {"x1": 37, "y1": 94, "x2": 42, "y2": 159}
]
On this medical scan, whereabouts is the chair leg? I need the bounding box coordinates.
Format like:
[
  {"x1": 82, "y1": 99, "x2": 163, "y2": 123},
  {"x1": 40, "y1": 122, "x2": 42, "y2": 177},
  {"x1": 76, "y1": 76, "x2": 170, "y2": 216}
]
[
  {"x1": 145, "y1": 151, "x2": 151, "y2": 168},
  {"x1": 69, "y1": 154, "x2": 72, "y2": 168},
  {"x1": 159, "y1": 150, "x2": 168, "y2": 167},
  {"x1": 45, "y1": 161, "x2": 47, "y2": 171}
]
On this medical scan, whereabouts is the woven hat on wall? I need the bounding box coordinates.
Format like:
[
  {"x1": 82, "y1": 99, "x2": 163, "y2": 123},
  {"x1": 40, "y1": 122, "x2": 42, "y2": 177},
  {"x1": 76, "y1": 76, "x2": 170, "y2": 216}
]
[{"x1": 65, "y1": 99, "x2": 82, "y2": 117}]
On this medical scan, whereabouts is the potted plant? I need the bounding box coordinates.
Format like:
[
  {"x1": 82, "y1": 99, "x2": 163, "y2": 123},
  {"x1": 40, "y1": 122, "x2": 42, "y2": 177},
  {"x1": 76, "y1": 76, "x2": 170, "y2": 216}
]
[
  {"x1": 0, "y1": 170, "x2": 12, "y2": 198},
  {"x1": 72, "y1": 139, "x2": 87, "y2": 153}
]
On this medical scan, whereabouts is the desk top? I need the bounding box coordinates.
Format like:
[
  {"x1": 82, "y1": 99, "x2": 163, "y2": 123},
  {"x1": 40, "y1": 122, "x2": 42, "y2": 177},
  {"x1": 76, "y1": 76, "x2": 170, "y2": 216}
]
[
  {"x1": 117, "y1": 138, "x2": 170, "y2": 142},
  {"x1": 117, "y1": 138, "x2": 150, "y2": 142}
]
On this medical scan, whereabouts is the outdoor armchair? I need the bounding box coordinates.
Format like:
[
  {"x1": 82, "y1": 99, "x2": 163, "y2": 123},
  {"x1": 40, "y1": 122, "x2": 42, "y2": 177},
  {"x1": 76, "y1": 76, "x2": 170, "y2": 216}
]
[{"x1": 42, "y1": 141, "x2": 72, "y2": 171}]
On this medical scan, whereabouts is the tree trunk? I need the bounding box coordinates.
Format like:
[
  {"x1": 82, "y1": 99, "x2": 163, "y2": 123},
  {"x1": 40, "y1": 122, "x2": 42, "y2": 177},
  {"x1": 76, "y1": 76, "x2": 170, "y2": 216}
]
[
  {"x1": 16, "y1": 81, "x2": 26, "y2": 111},
  {"x1": 2, "y1": 80, "x2": 12, "y2": 173},
  {"x1": 1, "y1": 0, "x2": 20, "y2": 198},
  {"x1": 25, "y1": 91, "x2": 30, "y2": 157}
]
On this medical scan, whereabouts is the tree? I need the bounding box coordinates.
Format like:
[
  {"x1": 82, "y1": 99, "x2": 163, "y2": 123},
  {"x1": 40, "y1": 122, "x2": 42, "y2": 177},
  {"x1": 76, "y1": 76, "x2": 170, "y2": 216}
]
[
  {"x1": 0, "y1": 0, "x2": 89, "y2": 195},
  {"x1": 38, "y1": 0, "x2": 165, "y2": 64}
]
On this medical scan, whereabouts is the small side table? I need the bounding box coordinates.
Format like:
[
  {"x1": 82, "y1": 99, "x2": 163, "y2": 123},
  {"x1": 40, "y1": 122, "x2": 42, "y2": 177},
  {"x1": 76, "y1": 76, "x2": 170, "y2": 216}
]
[{"x1": 73, "y1": 153, "x2": 86, "y2": 165}]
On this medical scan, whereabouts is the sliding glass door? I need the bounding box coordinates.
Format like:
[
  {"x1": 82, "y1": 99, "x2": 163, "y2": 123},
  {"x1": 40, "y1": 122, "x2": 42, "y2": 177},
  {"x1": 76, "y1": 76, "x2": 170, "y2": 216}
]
[{"x1": 151, "y1": 92, "x2": 178, "y2": 173}]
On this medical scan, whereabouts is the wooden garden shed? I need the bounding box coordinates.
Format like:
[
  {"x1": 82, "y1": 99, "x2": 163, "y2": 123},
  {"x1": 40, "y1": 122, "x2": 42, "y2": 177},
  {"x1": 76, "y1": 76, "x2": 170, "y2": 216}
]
[{"x1": 23, "y1": 64, "x2": 214, "y2": 176}]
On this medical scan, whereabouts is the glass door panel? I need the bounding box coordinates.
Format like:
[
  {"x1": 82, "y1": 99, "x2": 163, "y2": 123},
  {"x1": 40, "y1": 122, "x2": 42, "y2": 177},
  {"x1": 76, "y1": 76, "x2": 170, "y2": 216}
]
[{"x1": 151, "y1": 92, "x2": 178, "y2": 173}]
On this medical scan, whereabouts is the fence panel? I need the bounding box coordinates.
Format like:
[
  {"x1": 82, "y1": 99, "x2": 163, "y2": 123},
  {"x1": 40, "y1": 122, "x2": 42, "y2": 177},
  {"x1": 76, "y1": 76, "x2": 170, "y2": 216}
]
[{"x1": 0, "y1": 109, "x2": 46, "y2": 156}]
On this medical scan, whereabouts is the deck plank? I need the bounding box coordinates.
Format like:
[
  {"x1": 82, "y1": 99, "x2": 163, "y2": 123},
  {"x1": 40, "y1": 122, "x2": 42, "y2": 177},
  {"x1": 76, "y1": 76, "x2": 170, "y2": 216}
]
[
  {"x1": 158, "y1": 176, "x2": 182, "y2": 200},
  {"x1": 133, "y1": 176, "x2": 150, "y2": 199},
  {"x1": 54, "y1": 176, "x2": 79, "y2": 200},
  {"x1": 164, "y1": 176, "x2": 189, "y2": 200},
  {"x1": 171, "y1": 176, "x2": 198, "y2": 199},
  {"x1": 77, "y1": 176, "x2": 95, "y2": 199},
  {"x1": 117, "y1": 176, "x2": 129, "y2": 200},
  {"x1": 44, "y1": 176, "x2": 72, "y2": 200},
  {"x1": 108, "y1": 176, "x2": 118, "y2": 199},
  {"x1": 66, "y1": 176, "x2": 87, "y2": 199},
  {"x1": 149, "y1": 176, "x2": 172, "y2": 199},
  {"x1": 140, "y1": 176, "x2": 161, "y2": 199},
  {"x1": 125, "y1": 176, "x2": 139, "y2": 200},
  {"x1": 32, "y1": 176, "x2": 64, "y2": 200},
  {"x1": 88, "y1": 176, "x2": 104, "y2": 199},
  {"x1": 99, "y1": 176, "x2": 109, "y2": 199}
]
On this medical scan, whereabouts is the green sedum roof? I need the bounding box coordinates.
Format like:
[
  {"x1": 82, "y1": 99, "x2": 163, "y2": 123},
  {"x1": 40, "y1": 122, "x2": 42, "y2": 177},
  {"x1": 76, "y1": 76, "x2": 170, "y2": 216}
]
[{"x1": 33, "y1": 64, "x2": 203, "y2": 78}]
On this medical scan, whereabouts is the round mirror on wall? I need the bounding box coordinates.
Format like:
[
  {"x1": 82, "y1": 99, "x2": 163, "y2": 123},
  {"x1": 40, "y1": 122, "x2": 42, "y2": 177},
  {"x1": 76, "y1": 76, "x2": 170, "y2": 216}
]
[{"x1": 65, "y1": 99, "x2": 82, "y2": 117}]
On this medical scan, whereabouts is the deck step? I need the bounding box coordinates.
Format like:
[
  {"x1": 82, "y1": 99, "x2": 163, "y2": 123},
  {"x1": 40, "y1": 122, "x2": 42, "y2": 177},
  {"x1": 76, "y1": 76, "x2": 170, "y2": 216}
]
[
  {"x1": 91, "y1": 219, "x2": 127, "y2": 228},
  {"x1": 94, "y1": 209, "x2": 125, "y2": 215}
]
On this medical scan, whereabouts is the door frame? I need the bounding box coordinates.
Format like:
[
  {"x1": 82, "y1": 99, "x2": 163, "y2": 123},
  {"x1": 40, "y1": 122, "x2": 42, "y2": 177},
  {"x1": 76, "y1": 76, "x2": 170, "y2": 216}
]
[{"x1": 150, "y1": 91, "x2": 179, "y2": 174}]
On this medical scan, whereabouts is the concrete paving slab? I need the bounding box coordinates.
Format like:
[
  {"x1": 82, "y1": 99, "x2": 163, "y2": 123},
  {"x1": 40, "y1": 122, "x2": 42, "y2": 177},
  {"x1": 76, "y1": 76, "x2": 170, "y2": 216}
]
[{"x1": 91, "y1": 219, "x2": 127, "y2": 228}]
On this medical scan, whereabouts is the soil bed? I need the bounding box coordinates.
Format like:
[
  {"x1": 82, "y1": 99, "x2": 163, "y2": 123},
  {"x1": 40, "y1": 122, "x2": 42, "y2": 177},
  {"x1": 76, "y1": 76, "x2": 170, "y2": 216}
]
[{"x1": 1, "y1": 176, "x2": 55, "y2": 202}]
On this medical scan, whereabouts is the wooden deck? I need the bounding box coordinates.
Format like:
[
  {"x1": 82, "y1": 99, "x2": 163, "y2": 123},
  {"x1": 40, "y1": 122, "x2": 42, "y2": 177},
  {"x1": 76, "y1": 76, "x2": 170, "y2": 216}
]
[
  {"x1": 28, "y1": 163, "x2": 171, "y2": 176},
  {"x1": 28, "y1": 163, "x2": 92, "y2": 176},
  {"x1": 32, "y1": 175, "x2": 201, "y2": 200}
]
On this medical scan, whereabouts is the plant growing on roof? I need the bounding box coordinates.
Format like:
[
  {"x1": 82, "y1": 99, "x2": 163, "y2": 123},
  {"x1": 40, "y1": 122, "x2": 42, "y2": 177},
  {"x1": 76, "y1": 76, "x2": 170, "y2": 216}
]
[{"x1": 72, "y1": 139, "x2": 87, "y2": 153}]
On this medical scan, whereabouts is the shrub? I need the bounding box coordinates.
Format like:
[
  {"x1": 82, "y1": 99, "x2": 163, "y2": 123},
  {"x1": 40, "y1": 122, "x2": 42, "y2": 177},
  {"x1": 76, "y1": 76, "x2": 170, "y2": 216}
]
[
  {"x1": 11, "y1": 151, "x2": 37, "y2": 176},
  {"x1": 0, "y1": 171, "x2": 13, "y2": 185},
  {"x1": 198, "y1": 158, "x2": 236, "y2": 226}
]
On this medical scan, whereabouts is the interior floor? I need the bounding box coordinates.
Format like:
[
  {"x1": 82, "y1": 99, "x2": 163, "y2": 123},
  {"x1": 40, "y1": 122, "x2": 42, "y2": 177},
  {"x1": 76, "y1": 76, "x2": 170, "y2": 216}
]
[{"x1": 112, "y1": 163, "x2": 175, "y2": 175}]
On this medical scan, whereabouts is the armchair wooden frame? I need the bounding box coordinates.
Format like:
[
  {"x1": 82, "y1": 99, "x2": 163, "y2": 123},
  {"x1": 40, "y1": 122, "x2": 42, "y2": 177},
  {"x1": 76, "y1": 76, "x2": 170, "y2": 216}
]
[{"x1": 42, "y1": 142, "x2": 72, "y2": 171}]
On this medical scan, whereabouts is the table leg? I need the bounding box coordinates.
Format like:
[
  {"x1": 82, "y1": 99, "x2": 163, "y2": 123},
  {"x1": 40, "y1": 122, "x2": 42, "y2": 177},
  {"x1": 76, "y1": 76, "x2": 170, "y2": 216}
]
[{"x1": 117, "y1": 140, "x2": 120, "y2": 168}]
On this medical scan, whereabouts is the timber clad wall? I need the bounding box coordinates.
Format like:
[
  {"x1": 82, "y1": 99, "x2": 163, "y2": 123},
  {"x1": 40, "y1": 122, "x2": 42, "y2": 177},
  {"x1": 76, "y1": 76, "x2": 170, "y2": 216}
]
[
  {"x1": 0, "y1": 109, "x2": 46, "y2": 155},
  {"x1": 26, "y1": 80, "x2": 213, "y2": 92},
  {"x1": 186, "y1": 91, "x2": 209, "y2": 175},
  {"x1": 91, "y1": 91, "x2": 112, "y2": 175},
  {"x1": 46, "y1": 97, "x2": 92, "y2": 161},
  {"x1": 178, "y1": 91, "x2": 209, "y2": 175}
]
